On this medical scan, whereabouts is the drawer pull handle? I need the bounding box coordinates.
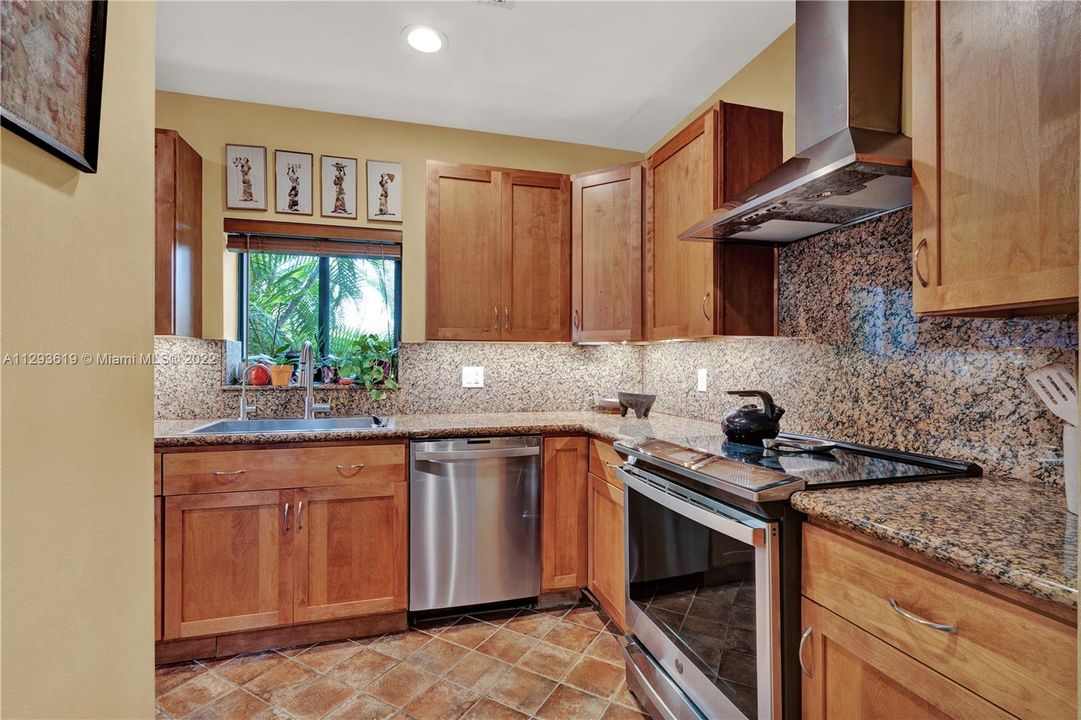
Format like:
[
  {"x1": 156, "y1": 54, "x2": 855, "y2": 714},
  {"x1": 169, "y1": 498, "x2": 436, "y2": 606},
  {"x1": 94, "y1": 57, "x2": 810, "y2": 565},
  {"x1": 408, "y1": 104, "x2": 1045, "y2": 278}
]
[
  {"x1": 297, "y1": 501, "x2": 304, "y2": 530},
  {"x1": 283, "y1": 502, "x2": 290, "y2": 531},
  {"x1": 605, "y1": 463, "x2": 622, "y2": 469},
  {"x1": 888, "y1": 597, "x2": 956, "y2": 634},
  {"x1": 913, "y1": 238, "x2": 930, "y2": 287},
  {"x1": 798, "y1": 625, "x2": 813, "y2": 677},
  {"x1": 211, "y1": 469, "x2": 246, "y2": 476},
  {"x1": 336, "y1": 463, "x2": 366, "y2": 474}
]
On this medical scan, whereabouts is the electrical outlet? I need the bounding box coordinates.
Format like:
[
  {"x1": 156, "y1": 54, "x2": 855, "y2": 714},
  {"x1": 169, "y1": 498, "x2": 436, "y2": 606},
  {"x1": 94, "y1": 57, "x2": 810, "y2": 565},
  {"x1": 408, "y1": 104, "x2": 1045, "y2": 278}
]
[
  {"x1": 462, "y1": 366, "x2": 485, "y2": 388},
  {"x1": 697, "y1": 368, "x2": 708, "y2": 393}
]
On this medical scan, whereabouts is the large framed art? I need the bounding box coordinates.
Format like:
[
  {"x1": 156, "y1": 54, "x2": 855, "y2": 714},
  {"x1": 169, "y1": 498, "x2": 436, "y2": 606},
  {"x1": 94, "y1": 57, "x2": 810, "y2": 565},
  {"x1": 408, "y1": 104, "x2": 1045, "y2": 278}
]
[{"x1": 0, "y1": 0, "x2": 108, "y2": 173}]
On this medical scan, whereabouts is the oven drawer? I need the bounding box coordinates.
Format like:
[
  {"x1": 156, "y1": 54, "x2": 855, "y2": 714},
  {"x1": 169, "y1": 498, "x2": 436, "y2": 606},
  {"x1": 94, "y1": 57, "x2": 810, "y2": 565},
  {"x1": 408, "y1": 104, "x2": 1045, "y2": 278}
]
[{"x1": 802, "y1": 523, "x2": 1076, "y2": 719}]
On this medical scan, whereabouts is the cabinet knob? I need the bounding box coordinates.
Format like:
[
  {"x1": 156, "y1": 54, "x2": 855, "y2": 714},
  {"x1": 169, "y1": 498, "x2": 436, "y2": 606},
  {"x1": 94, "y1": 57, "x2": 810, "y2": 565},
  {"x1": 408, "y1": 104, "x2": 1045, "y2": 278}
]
[{"x1": 913, "y1": 238, "x2": 930, "y2": 287}]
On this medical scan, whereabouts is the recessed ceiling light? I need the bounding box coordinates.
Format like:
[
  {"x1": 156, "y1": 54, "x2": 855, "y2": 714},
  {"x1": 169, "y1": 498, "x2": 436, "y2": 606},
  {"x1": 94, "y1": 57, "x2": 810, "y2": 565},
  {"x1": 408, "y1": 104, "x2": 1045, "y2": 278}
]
[{"x1": 403, "y1": 25, "x2": 446, "y2": 53}]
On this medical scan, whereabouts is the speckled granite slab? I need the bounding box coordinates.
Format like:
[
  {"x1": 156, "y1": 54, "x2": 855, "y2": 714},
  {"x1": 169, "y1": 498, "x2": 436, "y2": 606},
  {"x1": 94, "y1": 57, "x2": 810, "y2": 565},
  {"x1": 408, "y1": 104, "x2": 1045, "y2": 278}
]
[{"x1": 791, "y1": 479, "x2": 1078, "y2": 609}]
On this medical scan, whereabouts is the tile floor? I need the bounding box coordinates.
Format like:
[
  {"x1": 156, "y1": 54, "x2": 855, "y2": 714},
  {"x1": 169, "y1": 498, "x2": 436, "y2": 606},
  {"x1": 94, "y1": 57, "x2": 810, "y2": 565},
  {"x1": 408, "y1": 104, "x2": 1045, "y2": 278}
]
[{"x1": 155, "y1": 603, "x2": 652, "y2": 720}]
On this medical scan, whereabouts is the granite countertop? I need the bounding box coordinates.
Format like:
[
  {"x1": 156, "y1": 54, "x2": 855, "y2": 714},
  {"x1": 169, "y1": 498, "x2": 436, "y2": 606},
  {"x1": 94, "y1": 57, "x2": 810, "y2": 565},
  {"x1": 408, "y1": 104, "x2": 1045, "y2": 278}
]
[
  {"x1": 791, "y1": 478, "x2": 1078, "y2": 610},
  {"x1": 154, "y1": 410, "x2": 1078, "y2": 610}
]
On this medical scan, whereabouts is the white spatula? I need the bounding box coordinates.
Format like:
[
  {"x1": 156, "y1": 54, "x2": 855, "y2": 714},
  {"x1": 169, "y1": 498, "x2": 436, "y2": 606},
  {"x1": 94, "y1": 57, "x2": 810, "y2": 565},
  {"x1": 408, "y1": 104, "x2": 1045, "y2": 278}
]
[{"x1": 1026, "y1": 362, "x2": 1079, "y2": 426}]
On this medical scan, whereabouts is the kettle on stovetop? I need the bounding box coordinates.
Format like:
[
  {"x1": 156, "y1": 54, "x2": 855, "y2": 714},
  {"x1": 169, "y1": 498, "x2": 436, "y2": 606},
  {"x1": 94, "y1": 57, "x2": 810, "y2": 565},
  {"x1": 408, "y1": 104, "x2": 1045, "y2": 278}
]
[{"x1": 723, "y1": 390, "x2": 785, "y2": 445}]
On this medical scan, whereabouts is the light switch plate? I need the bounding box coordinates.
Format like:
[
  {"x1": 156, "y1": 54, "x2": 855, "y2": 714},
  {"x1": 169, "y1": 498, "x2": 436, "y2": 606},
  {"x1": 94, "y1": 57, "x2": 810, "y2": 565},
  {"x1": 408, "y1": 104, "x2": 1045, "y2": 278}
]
[
  {"x1": 697, "y1": 368, "x2": 708, "y2": 393},
  {"x1": 462, "y1": 366, "x2": 485, "y2": 388}
]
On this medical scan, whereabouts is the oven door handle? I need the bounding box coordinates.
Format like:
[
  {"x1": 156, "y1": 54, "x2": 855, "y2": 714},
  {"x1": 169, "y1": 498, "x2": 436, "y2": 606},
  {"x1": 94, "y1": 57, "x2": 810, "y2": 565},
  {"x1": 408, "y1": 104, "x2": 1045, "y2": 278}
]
[{"x1": 619, "y1": 469, "x2": 766, "y2": 546}]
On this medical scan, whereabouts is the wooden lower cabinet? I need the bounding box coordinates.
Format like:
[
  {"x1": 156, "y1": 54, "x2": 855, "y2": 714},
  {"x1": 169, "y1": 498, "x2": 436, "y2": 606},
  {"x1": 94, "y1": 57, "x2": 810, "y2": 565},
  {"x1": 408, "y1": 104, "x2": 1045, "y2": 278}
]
[
  {"x1": 800, "y1": 599, "x2": 1010, "y2": 720},
  {"x1": 154, "y1": 496, "x2": 162, "y2": 642},
  {"x1": 541, "y1": 437, "x2": 588, "y2": 591},
  {"x1": 294, "y1": 482, "x2": 407, "y2": 623},
  {"x1": 164, "y1": 490, "x2": 293, "y2": 639},
  {"x1": 587, "y1": 471, "x2": 625, "y2": 629}
]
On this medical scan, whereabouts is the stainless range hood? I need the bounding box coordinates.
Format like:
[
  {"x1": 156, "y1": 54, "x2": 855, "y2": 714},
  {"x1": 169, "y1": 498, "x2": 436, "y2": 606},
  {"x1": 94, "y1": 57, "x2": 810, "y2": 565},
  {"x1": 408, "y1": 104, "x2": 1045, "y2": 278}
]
[{"x1": 680, "y1": 0, "x2": 911, "y2": 244}]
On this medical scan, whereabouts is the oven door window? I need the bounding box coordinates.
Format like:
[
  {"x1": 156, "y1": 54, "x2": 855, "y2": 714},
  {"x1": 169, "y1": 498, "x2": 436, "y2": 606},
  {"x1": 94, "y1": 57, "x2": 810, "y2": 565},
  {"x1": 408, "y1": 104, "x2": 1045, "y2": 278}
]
[{"x1": 627, "y1": 485, "x2": 764, "y2": 718}]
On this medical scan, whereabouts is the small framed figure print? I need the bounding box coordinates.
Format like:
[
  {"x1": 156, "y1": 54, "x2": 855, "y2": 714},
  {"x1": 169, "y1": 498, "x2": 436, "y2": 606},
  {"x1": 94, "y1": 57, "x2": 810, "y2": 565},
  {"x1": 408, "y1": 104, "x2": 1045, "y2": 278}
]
[
  {"x1": 225, "y1": 144, "x2": 268, "y2": 210},
  {"x1": 367, "y1": 160, "x2": 402, "y2": 222},
  {"x1": 275, "y1": 150, "x2": 313, "y2": 215},
  {"x1": 321, "y1": 155, "x2": 358, "y2": 219}
]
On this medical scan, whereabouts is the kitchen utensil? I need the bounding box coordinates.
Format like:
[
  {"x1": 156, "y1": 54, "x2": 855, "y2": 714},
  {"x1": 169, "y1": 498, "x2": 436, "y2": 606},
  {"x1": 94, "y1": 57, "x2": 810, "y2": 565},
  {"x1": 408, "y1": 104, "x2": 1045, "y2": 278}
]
[
  {"x1": 618, "y1": 392, "x2": 656, "y2": 419},
  {"x1": 763, "y1": 437, "x2": 837, "y2": 454},
  {"x1": 1065, "y1": 426, "x2": 1078, "y2": 515},
  {"x1": 1025, "y1": 363, "x2": 1078, "y2": 426},
  {"x1": 593, "y1": 395, "x2": 621, "y2": 413},
  {"x1": 723, "y1": 390, "x2": 785, "y2": 445}
]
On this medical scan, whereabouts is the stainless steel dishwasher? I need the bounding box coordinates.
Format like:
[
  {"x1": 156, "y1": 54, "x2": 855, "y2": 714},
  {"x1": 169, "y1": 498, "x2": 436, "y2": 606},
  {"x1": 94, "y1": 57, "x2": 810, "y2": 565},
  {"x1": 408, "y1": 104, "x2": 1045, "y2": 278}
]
[{"x1": 410, "y1": 436, "x2": 542, "y2": 612}]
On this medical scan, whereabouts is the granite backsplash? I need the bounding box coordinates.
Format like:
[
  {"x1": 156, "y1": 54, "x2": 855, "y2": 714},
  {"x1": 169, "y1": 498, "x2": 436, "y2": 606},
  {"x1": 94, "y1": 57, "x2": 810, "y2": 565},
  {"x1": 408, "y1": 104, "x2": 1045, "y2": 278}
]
[
  {"x1": 154, "y1": 210, "x2": 1076, "y2": 485},
  {"x1": 643, "y1": 210, "x2": 1078, "y2": 484}
]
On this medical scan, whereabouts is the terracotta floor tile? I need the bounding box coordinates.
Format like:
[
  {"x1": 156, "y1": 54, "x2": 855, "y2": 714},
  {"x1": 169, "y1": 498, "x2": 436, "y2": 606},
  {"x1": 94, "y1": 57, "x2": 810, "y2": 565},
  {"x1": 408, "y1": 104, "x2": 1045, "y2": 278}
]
[
  {"x1": 515, "y1": 642, "x2": 579, "y2": 682},
  {"x1": 564, "y1": 606, "x2": 608, "y2": 631},
  {"x1": 439, "y1": 618, "x2": 498, "y2": 650},
  {"x1": 185, "y1": 688, "x2": 274, "y2": 720},
  {"x1": 244, "y1": 660, "x2": 319, "y2": 705},
  {"x1": 475, "y1": 629, "x2": 536, "y2": 665},
  {"x1": 277, "y1": 675, "x2": 355, "y2": 720},
  {"x1": 414, "y1": 616, "x2": 461, "y2": 637},
  {"x1": 156, "y1": 661, "x2": 208, "y2": 697},
  {"x1": 460, "y1": 697, "x2": 529, "y2": 720},
  {"x1": 404, "y1": 637, "x2": 471, "y2": 676},
  {"x1": 369, "y1": 630, "x2": 433, "y2": 660},
  {"x1": 330, "y1": 649, "x2": 400, "y2": 689},
  {"x1": 535, "y1": 684, "x2": 609, "y2": 720},
  {"x1": 542, "y1": 621, "x2": 599, "y2": 653},
  {"x1": 501, "y1": 611, "x2": 559, "y2": 639},
  {"x1": 276, "y1": 642, "x2": 317, "y2": 657},
  {"x1": 466, "y1": 608, "x2": 520, "y2": 627},
  {"x1": 585, "y1": 631, "x2": 624, "y2": 666},
  {"x1": 444, "y1": 652, "x2": 512, "y2": 695},
  {"x1": 157, "y1": 671, "x2": 235, "y2": 719},
  {"x1": 404, "y1": 680, "x2": 480, "y2": 720},
  {"x1": 602, "y1": 702, "x2": 650, "y2": 720},
  {"x1": 207, "y1": 651, "x2": 286, "y2": 686},
  {"x1": 608, "y1": 680, "x2": 639, "y2": 709},
  {"x1": 294, "y1": 639, "x2": 365, "y2": 674},
  {"x1": 485, "y1": 667, "x2": 557, "y2": 716},
  {"x1": 366, "y1": 663, "x2": 438, "y2": 708},
  {"x1": 324, "y1": 693, "x2": 398, "y2": 720},
  {"x1": 564, "y1": 657, "x2": 625, "y2": 698}
]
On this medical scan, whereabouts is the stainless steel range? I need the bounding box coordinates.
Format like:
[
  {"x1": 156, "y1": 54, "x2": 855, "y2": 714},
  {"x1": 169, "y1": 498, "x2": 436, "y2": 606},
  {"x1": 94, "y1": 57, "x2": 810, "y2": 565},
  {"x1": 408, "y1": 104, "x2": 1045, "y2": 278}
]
[{"x1": 615, "y1": 433, "x2": 979, "y2": 720}]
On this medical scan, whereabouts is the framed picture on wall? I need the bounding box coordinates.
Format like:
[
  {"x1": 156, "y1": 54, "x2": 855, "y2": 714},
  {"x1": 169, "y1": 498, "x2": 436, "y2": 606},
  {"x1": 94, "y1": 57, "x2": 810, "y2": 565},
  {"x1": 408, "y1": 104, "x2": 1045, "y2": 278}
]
[
  {"x1": 0, "y1": 0, "x2": 108, "y2": 173},
  {"x1": 366, "y1": 160, "x2": 403, "y2": 222},
  {"x1": 225, "y1": 144, "x2": 268, "y2": 210},
  {"x1": 321, "y1": 155, "x2": 358, "y2": 219},
  {"x1": 274, "y1": 150, "x2": 313, "y2": 215}
]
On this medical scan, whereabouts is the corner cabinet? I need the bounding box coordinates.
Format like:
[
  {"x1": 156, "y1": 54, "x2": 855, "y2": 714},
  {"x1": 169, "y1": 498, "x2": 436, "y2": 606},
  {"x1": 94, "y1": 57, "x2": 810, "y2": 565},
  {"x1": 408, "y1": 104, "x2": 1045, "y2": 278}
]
[
  {"x1": 155, "y1": 128, "x2": 203, "y2": 337},
  {"x1": 912, "y1": 0, "x2": 1080, "y2": 315},
  {"x1": 427, "y1": 161, "x2": 570, "y2": 341},
  {"x1": 645, "y1": 102, "x2": 782, "y2": 340}
]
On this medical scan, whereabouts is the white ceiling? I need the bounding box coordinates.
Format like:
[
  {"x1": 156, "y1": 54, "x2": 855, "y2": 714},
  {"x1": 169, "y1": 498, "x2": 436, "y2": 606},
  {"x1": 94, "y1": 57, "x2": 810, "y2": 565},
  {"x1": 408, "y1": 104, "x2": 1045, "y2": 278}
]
[{"x1": 156, "y1": 1, "x2": 793, "y2": 152}]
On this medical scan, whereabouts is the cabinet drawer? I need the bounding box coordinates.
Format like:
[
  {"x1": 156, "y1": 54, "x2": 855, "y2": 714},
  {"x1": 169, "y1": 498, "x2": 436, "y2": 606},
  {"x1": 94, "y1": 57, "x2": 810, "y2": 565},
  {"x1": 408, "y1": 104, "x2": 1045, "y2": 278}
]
[
  {"x1": 163, "y1": 444, "x2": 406, "y2": 494},
  {"x1": 802, "y1": 523, "x2": 1076, "y2": 719},
  {"x1": 588, "y1": 439, "x2": 624, "y2": 488}
]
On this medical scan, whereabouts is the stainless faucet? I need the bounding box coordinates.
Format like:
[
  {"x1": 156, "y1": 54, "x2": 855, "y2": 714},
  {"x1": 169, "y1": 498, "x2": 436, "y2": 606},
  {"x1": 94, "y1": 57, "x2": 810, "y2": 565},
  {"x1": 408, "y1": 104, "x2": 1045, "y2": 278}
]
[
  {"x1": 299, "y1": 341, "x2": 331, "y2": 420},
  {"x1": 238, "y1": 363, "x2": 262, "y2": 420}
]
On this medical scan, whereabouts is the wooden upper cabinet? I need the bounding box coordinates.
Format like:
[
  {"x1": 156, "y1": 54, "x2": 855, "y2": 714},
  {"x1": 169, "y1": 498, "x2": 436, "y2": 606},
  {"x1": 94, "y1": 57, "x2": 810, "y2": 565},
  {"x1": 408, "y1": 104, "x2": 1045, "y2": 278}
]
[
  {"x1": 427, "y1": 161, "x2": 570, "y2": 341},
  {"x1": 294, "y1": 481, "x2": 408, "y2": 623},
  {"x1": 645, "y1": 103, "x2": 782, "y2": 340},
  {"x1": 501, "y1": 170, "x2": 571, "y2": 341},
  {"x1": 571, "y1": 164, "x2": 644, "y2": 342},
  {"x1": 912, "y1": 1, "x2": 1080, "y2": 315},
  {"x1": 155, "y1": 129, "x2": 202, "y2": 338},
  {"x1": 541, "y1": 437, "x2": 588, "y2": 591},
  {"x1": 163, "y1": 490, "x2": 293, "y2": 639}
]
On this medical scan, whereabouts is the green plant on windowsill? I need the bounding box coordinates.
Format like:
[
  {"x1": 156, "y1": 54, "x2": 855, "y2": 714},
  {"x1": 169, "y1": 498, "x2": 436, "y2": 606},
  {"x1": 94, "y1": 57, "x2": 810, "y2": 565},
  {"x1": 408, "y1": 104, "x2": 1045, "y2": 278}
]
[
  {"x1": 267, "y1": 342, "x2": 296, "y2": 387},
  {"x1": 338, "y1": 334, "x2": 399, "y2": 401}
]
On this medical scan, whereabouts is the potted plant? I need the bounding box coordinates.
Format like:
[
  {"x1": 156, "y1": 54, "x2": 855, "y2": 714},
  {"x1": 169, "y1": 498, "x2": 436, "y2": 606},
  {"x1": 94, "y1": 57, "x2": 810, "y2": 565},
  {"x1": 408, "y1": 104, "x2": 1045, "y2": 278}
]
[
  {"x1": 339, "y1": 334, "x2": 399, "y2": 400},
  {"x1": 267, "y1": 343, "x2": 296, "y2": 387}
]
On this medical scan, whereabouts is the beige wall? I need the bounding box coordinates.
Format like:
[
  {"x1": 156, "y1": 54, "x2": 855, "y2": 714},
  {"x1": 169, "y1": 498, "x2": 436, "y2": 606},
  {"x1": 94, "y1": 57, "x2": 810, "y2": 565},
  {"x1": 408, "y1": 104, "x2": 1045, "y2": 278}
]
[
  {"x1": 155, "y1": 92, "x2": 641, "y2": 342},
  {"x1": 1, "y1": 2, "x2": 156, "y2": 718}
]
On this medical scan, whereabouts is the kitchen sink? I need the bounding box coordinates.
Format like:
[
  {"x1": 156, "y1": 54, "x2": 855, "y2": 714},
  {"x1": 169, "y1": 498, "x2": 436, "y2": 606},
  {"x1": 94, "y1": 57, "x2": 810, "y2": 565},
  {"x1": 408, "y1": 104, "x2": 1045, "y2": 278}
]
[{"x1": 185, "y1": 416, "x2": 392, "y2": 435}]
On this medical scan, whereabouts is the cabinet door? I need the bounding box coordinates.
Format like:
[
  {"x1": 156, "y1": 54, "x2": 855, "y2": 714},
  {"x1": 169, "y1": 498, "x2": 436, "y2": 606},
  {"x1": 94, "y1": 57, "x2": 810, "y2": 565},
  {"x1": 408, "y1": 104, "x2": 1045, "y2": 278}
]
[
  {"x1": 294, "y1": 482, "x2": 408, "y2": 623},
  {"x1": 800, "y1": 599, "x2": 1011, "y2": 720},
  {"x1": 501, "y1": 170, "x2": 571, "y2": 341},
  {"x1": 912, "y1": 1, "x2": 1079, "y2": 315},
  {"x1": 155, "y1": 497, "x2": 162, "y2": 642},
  {"x1": 426, "y1": 161, "x2": 503, "y2": 340},
  {"x1": 154, "y1": 129, "x2": 202, "y2": 338},
  {"x1": 587, "y1": 472, "x2": 625, "y2": 629},
  {"x1": 571, "y1": 164, "x2": 643, "y2": 342},
  {"x1": 646, "y1": 110, "x2": 718, "y2": 340},
  {"x1": 164, "y1": 490, "x2": 292, "y2": 639},
  {"x1": 541, "y1": 437, "x2": 588, "y2": 591}
]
